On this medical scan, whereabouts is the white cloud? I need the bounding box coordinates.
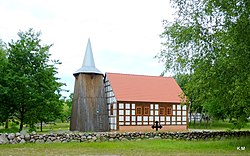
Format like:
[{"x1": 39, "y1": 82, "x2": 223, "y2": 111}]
[{"x1": 0, "y1": 0, "x2": 175, "y2": 98}]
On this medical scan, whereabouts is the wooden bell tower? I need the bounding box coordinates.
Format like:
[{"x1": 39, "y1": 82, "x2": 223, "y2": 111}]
[{"x1": 70, "y1": 39, "x2": 109, "y2": 132}]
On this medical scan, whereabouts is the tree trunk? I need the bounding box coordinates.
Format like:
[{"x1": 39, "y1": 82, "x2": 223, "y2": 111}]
[
  {"x1": 19, "y1": 107, "x2": 25, "y2": 132},
  {"x1": 19, "y1": 113, "x2": 24, "y2": 132},
  {"x1": 5, "y1": 118, "x2": 9, "y2": 129},
  {"x1": 40, "y1": 121, "x2": 43, "y2": 132},
  {"x1": 199, "y1": 112, "x2": 203, "y2": 128},
  {"x1": 193, "y1": 109, "x2": 197, "y2": 128}
]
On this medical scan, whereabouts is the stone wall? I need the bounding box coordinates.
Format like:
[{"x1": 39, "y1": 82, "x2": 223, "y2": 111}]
[{"x1": 0, "y1": 131, "x2": 249, "y2": 144}]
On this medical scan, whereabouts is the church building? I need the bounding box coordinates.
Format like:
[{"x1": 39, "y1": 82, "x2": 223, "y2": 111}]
[{"x1": 70, "y1": 39, "x2": 187, "y2": 132}]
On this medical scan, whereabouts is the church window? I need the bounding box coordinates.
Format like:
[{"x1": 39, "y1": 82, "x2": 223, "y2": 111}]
[
  {"x1": 136, "y1": 107, "x2": 142, "y2": 115},
  {"x1": 144, "y1": 107, "x2": 150, "y2": 115},
  {"x1": 159, "y1": 107, "x2": 165, "y2": 115},
  {"x1": 166, "y1": 107, "x2": 172, "y2": 115}
]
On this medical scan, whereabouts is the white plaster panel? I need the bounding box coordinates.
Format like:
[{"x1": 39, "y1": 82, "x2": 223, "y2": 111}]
[
  {"x1": 177, "y1": 111, "x2": 181, "y2": 115},
  {"x1": 132, "y1": 104, "x2": 135, "y2": 109},
  {"x1": 182, "y1": 122, "x2": 187, "y2": 125},
  {"x1": 177, "y1": 105, "x2": 181, "y2": 110},
  {"x1": 173, "y1": 105, "x2": 176, "y2": 110},
  {"x1": 160, "y1": 122, "x2": 164, "y2": 125},
  {"x1": 113, "y1": 103, "x2": 117, "y2": 109},
  {"x1": 172, "y1": 121, "x2": 176, "y2": 124},
  {"x1": 113, "y1": 110, "x2": 117, "y2": 116},
  {"x1": 125, "y1": 122, "x2": 130, "y2": 125},
  {"x1": 132, "y1": 116, "x2": 136, "y2": 121},
  {"x1": 150, "y1": 104, "x2": 154, "y2": 109},
  {"x1": 119, "y1": 103, "x2": 124, "y2": 109},
  {"x1": 149, "y1": 122, "x2": 153, "y2": 125},
  {"x1": 126, "y1": 116, "x2": 130, "y2": 121},
  {"x1": 177, "y1": 117, "x2": 181, "y2": 121},
  {"x1": 172, "y1": 117, "x2": 176, "y2": 121},
  {"x1": 177, "y1": 122, "x2": 181, "y2": 125},
  {"x1": 132, "y1": 122, "x2": 136, "y2": 125},
  {"x1": 182, "y1": 105, "x2": 186, "y2": 110},
  {"x1": 119, "y1": 110, "x2": 124, "y2": 115},
  {"x1": 132, "y1": 110, "x2": 135, "y2": 115},
  {"x1": 143, "y1": 122, "x2": 148, "y2": 125},
  {"x1": 155, "y1": 116, "x2": 159, "y2": 121},
  {"x1": 137, "y1": 122, "x2": 142, "y2": 125},
  {"x1": 173, "y1": 111, "x2": 176, "y2": 115},
  {"x1": 125, "y1": 103, "x2": 130, "y2": 109},
  {"x1": 149, "y1": 116, "x2": 154, "y2": 121},
  {"x1": 155, "y1": 110, "x2": 159, "y2": 116},
  {"x1": 119, "y1": 116, "x2": 124, "y2": 121},
  {"x1": 126, "y1": 110, "x2": 130, "y2": 115},
  {"x1": 150, "y1": 110, "x2": 154, "y2": 115},
  {"x1": 119, "y1": 122, "x2": 124, "y2": 125},
  {"x1": 182, "y1": 111, "x2": 186, "y2": 116},
  {"x1": 155, "y1": 104, "x2": 159, "y2": 109},
  {"x1": 143, "y1": 116, "x2": 148, "y2": 121},
  {"x1": 137, "y1": 116, "x2": 142, "y2": 121},
  {"x1": 182, "y1": 117, "x2": 186, "y2": 121},
  {"x1": 166, "y1": 122, "x2": 170, "y2": 125},
  {"x1": 166, "y1": 116, "x2": 170, "y2": 121},
  {"x1": 160, "y1": 116, "x2": 165, "y2": 121}
]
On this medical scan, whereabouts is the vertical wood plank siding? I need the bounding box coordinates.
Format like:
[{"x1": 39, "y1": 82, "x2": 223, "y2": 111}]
[{"x1": 70, "y1": 74, "x2": 109, "y2": 132}]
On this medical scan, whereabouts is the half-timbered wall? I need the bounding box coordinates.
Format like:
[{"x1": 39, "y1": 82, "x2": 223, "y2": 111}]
[
  {"x1": 117, "y1": 102, "x2": 187, "y2": 127},
  {"x1": 104, "y1": 77, "x2": 117, "y2": 130}
]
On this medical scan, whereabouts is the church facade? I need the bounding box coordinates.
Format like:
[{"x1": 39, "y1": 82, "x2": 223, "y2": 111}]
[
  {"x1": 70, "y1": 39, "x2": 188, "y2": 132},
  {"x1": 105, "y1": 73, "x2": 187, "y2": 132}
]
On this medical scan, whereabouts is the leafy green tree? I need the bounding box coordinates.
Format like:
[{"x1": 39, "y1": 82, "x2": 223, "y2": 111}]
[
  {"x1": 157, "y1": 0, "x2": 250, "y2": 128},
  {"x1": 60, "y1": 93, "x2": 73, "y2": 122},
  {"x1": 6, "y1": 29, "x2": 64, "y2": 131}
]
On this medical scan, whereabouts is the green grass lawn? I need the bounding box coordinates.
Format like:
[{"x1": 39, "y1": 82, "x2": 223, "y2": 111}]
[{"x1": 0, "y1": 138, "x2": 249, "y2": 156}]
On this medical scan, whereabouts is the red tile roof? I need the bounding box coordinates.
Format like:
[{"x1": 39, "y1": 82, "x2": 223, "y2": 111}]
[{"x1": 106, "y1": 73, "x2": 185, "y2": 103}]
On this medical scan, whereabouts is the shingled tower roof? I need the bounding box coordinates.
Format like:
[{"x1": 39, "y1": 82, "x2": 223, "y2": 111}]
[{"x1": 73, "y1": 39, "x2": 102, "y2": 76}]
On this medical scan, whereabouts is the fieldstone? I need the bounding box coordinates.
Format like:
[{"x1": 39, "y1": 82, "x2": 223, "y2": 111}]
[
  {"x1": 9, "y1": 139, "x2": 17, "y2": 144},
  {"x1": 154, "y1": 136, "x2": 161, "y2": 139},
  {"x1": 20, "y1": 134, "x2": 25, "y2": 139},
  {"x1": 46, "y1": 139, "x2": 52, "y2": 143},
  {"x1": 87, "y1": 135, "x2": 92, "y2": 140},
  {"x1": 121, "y1": 138, "x2": 128, "y2": 141},
  {"x1": 19, "y1": 139, "x2": 26, "y2": 144},
  {"x1": 8, "y1": 133, "x2": 15, "y2": 140},
  {"x1": 92, "y1": 136, "x2": 97, "y2": 141},
  {"x1": 109, "y1": 138, "x2": 114, "y2": 141},
  {"x1": 24, "y1": 134, "x2": 30, "y2": 140},
  {"x1": 53, "y1": 139, "x2": 61, "y2": 143},
  {"x1": 15, "y1": 132, "x2": 21, "y2": 136},
  {"x1": 109, "y1": 133, "x2": 116, "y2": 138},
  {"x1": 29, "y1": 139, "x2": 35, "y2": 143},
  {"x1": 0, "y1": 134, "x2": 9, "y2": 144},
  {"x1": 16, "y1": 136, "x2": 22, "y2": 142},
  {"x1": 31, "y1": 131, "x2": 36, "y2": 135}
]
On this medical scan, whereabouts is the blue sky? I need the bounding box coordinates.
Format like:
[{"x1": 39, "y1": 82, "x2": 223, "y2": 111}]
[{"x1": 0, "y1": 0, "x2": 175, "y2": 98}]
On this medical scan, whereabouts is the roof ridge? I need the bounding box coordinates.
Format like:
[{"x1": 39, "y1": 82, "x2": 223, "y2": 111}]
[{"x1": 106, "y1": 72, "x2": 173, "y2": 79}]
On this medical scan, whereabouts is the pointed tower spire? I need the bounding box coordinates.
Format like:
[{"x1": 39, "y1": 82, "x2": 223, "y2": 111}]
[{"x1": 73, "y1": 38, "x2": 102, "y2": 75}]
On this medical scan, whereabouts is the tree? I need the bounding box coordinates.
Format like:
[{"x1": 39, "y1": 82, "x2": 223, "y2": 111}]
[
  {"x1": 60, "y1": 93, "x2": 73, "y2": 123},
  {"x1": 157, "y1": 0, "x2": 250, "y2": 128},
  {"x1": 6, "y1": 29, "x2": 64, "y2": 131}
]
